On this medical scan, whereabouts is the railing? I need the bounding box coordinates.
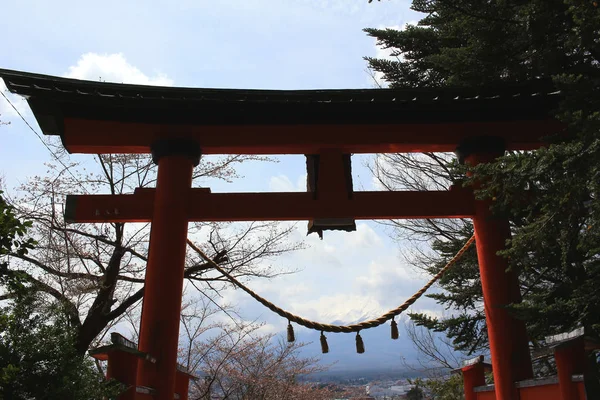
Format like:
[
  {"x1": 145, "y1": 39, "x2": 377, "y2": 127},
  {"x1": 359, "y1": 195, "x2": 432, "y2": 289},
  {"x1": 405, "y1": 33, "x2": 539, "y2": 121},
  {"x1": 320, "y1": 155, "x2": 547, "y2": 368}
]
[{"x1": 461, "y1": 328, "x2": 595, "y2": 400}]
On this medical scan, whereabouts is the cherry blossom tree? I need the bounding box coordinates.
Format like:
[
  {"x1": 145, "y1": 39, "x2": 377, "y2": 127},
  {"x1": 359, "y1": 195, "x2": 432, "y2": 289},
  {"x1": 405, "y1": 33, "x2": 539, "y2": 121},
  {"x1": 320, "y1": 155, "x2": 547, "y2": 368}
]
[{"x1": 3, "y1": 139, "x2": 300, "y2": 355}]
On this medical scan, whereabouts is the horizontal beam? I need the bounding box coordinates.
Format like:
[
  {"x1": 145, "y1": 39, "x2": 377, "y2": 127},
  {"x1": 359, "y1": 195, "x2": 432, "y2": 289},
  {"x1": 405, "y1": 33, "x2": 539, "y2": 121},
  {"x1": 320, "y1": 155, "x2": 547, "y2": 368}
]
[
  {"x1": 62, "y1": 119, "x2": 563, "y2": 154},
  {"x1": 65, "y1": 188, "x2": 475, "y2": 223}
]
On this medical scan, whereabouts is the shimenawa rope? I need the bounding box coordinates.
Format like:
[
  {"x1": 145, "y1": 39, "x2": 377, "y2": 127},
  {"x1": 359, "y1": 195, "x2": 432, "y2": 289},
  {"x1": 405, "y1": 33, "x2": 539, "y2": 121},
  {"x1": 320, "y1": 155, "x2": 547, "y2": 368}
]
[{"x1": 186, "y1": 235, "x2": 475, "y2": 339}]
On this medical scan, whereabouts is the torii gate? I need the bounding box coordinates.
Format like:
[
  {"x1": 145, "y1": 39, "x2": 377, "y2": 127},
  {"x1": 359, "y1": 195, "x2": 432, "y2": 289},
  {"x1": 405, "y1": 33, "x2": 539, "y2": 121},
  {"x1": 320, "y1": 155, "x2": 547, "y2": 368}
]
[{"x1": 1, "y1": 69, "x2": 564, "y2": 400}]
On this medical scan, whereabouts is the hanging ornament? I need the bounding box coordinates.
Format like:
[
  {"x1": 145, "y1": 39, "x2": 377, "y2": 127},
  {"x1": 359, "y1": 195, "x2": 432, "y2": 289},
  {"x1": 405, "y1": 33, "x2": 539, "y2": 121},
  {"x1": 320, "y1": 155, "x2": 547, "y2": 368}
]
[
  {"x1": 320, "y1": 332, "x2": 329, "y2": 354},
  {"x1": 356, "y1": 332, "x2": 365, "y2": 354},
  {"x1": 287, "y1": 321, "x2": 295, "y2": 343},
  {"x1": 391, "y1": 317, "x2": 399, "y2": 340}
]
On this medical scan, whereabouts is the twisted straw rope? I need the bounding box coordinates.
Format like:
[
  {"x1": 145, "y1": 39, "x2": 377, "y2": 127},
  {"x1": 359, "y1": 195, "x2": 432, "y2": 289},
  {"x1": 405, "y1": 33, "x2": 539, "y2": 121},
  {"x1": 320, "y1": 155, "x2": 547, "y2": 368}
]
[{"x1": 187, "y1": 235, "x2": 475, "y2": 334}]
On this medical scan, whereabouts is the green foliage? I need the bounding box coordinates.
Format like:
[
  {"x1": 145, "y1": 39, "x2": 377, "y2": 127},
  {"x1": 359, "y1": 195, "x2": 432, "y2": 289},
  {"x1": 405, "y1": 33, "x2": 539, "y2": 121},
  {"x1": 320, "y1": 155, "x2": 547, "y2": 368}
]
[
  {"x1": 409, "y1": 224, "x2": 490, "y2": 354},
  {"x1": 0, "y1": 191, "x2": 120, "y2": 399},
  {"x1": 0, "y1": 191, "x2": 35, "y2": 265},
  {"x1": 408, "y1": 376, "x2": 463, "y2": 400},
  {"x1": 366, "y1": 0, "x2": 600, "y2": 354},
  {"x1": 365, "y1": 1, "x2": 599, "y2": 88},
  {"x1": 475, "y1": 82, "x2": 600, "y2": 339},
  {"x1": 0, "y1": 289, "x2": 120, "y2": 399},
  {"x1": 422, "y1": 373, "x2": 464, "y2": 400},
  {"x1": 406, "y1": 379, "x2": 425, "y2": 400}
]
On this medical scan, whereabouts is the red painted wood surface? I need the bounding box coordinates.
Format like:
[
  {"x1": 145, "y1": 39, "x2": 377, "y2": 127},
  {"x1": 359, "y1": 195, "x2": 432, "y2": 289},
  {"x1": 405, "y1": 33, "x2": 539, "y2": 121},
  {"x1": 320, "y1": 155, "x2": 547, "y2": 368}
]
[
  {"x1": 462, "y1": 363, "x2": 487, "y2": 400},
  {"x1": 174, "y1": 371, "x2": 191, "y2": 400},
  {"x1": 66, "y1": 187, "x2": 476, "y2": 223},
  {"x1": 576, "y1": 381, "x2": 586, "y2": 399},
  {"x1": 467, "y1": 151, "x2": 533, "y2": 400},
  {"x1": 555, "y1": 339, "x2": 586, "y2": 400},
  {"x1": 476, "y1": 390, "x2": 497, "y2": 400},
  {"x1": 518, "y1": 383, "x2": 562, "y2": 400},
  {"x1": 135, "y1": 155, "x2": 195, "y2": 400},
  {"x1": 62, "y1": 118, "x2": 562, "y2": 154},
  {"x1": 106, "y1": 350, "x2": 138, "y2": 400},
  {"x1": 474, "y1": 381, "x2": 587, "y2": 400}
]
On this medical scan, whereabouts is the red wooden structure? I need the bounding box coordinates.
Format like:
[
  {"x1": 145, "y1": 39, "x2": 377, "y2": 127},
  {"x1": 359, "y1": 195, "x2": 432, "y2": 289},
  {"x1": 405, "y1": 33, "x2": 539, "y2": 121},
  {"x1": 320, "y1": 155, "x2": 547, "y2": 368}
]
[
  {"x1": 0, "y1": 68, "x2": 582, "y2": 400},
  {"x1": 459, "y1": 328, "x2": 597, "y2": 400},
  {"x1": 89, "y1": 333, "x2": 195, "y2": 400}
]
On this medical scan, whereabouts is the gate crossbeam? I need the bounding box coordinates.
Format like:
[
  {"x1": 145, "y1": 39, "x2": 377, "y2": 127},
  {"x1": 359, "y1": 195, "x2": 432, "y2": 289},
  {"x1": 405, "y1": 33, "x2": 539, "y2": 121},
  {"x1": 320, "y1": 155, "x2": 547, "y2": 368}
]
[{"x1": 65, "y1": 186, "x2": 475, "y2": 223}]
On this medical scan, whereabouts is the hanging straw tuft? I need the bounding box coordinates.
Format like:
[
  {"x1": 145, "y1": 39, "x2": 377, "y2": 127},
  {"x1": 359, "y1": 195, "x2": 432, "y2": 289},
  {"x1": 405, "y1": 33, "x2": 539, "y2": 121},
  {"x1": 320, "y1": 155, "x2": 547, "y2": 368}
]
[
  {"x1": 356, "y1": 332, "x2": 365, "y2": 354},
  {"x1": 391, "y1": 318, "x2": 399, "y2": 340},
  {"x1": 185, "y1": 236, "x2": 475, "y2": 339},
  {"x1": 320, "y1": 331, "x2": 329, "y2": 354},
  {"x1": 287, "y1": 321, "x2": 295, "y2": 342}
]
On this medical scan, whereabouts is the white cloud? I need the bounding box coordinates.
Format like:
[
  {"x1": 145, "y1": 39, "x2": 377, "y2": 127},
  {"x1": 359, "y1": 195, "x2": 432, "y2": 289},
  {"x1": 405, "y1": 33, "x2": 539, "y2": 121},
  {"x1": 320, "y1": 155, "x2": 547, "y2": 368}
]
[
  {"x1": 269, "y1": 174, "x2": 295, "y2": 192},
  {"x1": 64, "y1": 53, "x2": 173, "y2": 86},
  {"x1": 286, "y1": 222, "x2": 385, "y2": 269},
  {"x1": 284, "y1": 282, "x2": 312, "y2": 298},
  {"x1": 290, "y1": 293, "x2": 384, "y2": 325},
  {"x1": 253, "y1": 322, "x2": 281, "y2": 336},
  {"x1": 355, "y1": 257, "x2": 420, "y2": 306},
  {"x1": 346, "y1": 222, "x2": 383, "y2": 248},
  {"x1": 2, "y1": 52, "x2": 174, "y2": 125},
  {"x1": 268, "y1": 173, "x2": 306, "y2": 192},
  {"x1": 369, "y1": 22, "x2": 418, "y2": 88},
  {"x1": 370, "y1": 153, "x2": 392, "y2": 190},
  {"x1": 356, "y1": 259, "x2": 412, "y2": 291},
  {"x1": 370, "y1": 152, "x2": 455, "y2": 191}
]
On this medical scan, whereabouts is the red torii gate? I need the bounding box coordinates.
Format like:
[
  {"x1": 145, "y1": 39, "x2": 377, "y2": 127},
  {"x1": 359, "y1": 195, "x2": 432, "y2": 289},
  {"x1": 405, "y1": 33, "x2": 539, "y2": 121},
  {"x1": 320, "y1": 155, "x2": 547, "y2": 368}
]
[{"x1": 1, "y1": 69, "x2": 564, "y2": 400}]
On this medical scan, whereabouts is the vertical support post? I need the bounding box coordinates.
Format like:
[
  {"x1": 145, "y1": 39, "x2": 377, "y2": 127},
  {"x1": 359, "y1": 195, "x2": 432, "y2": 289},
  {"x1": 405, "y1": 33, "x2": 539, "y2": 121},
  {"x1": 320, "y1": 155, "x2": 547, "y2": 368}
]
[
  {"x1": 554, "y1": 338, "x2": 585, "y2": 400},
  {"x1": 135, "y1": 139, "x2": 200, "y2": 400},
  {"x1": 315, "y1": 149, "x2": 352, "y2": 201},
  {"x1": 461, "y1": 358, "x2": 487, "y2": 400},
  {"x1": 457, "y1": 137, "x2": 533, "y2": 400},
  {"x1": 175, "y1": 371, "x2": 192, "y2": 400},
  {"x1": 106, "y1": 351, "x2": 138, "y2": 400},
  {"x1": 306, "y1": 149, "x2": 356, "y2": 238}
]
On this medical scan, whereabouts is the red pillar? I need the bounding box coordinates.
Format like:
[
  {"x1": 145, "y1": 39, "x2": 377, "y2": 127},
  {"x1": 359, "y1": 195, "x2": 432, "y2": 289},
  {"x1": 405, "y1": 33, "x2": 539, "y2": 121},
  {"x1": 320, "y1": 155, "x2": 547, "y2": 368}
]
[
  {"x1": 175, "y1": 370, "x2": 192, "y2": 400},
  {"x1": 107, "y1": 351, "x2": 139, "y2": 400},
  {"x1": 457, "y1": 137, "x2": 533, "y2": 400},
  {"x1": 554, "y1": 339, "x2": 585, "y2": 400},
  {"x1": 462, "y1": 361, "x2": 487, "y2": 400},
  {"x1": 135, "y1": 140, "x2": 199, "y2": 400}
]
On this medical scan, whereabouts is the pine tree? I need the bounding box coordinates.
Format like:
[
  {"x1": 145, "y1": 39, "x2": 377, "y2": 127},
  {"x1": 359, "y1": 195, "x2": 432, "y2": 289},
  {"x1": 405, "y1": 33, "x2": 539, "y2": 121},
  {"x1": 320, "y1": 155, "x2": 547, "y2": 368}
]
[{"x1": 365, "y1": 0, "x2": 600, "y2": 353}]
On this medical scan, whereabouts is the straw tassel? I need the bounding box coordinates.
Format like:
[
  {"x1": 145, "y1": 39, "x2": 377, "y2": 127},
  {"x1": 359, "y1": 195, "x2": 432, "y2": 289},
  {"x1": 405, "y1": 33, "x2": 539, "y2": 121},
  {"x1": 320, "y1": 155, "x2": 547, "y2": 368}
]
[
  {"x1": 391, "y1": 318, "x2": 399, "y2": 340},
  {"x1": 287, "y1": 321, "x2": 295, "y2": 343},
  {"x1": 320, "y1": 332, "x2": 329, "y2": 354},
  {"x1": 356, "y1": 332, "x2": 365, "y2": 354}
]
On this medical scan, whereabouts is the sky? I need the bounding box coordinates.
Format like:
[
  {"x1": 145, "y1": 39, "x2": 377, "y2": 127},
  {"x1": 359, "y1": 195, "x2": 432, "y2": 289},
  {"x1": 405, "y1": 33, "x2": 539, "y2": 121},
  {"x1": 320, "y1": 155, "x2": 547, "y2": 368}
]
[{"x1": 0, "y1": 0, "x2": 451, "y2": 370}]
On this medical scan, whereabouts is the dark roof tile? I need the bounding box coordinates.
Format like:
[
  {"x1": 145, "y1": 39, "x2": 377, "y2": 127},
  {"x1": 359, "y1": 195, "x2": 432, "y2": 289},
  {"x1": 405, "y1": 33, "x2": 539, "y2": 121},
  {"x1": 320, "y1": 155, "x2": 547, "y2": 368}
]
[{"x1": 0, "y1": 68, "x2": 560, "y2": 138}]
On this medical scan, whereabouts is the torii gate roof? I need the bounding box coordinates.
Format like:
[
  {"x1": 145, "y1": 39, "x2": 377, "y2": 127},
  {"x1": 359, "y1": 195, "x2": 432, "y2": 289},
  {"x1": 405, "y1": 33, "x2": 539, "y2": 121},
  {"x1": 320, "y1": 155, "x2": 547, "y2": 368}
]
[{"x1": 0, "y1": 68, "x2": 562, "y2": 154}]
